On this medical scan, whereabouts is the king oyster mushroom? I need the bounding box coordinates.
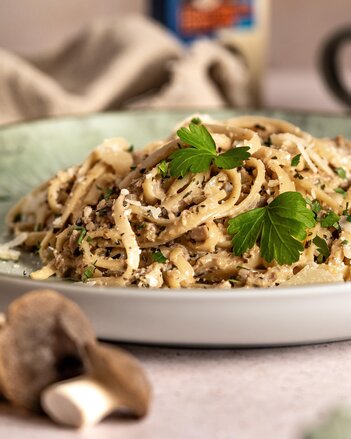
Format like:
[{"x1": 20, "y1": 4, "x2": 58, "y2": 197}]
[
  {"x1": 0, "y1": 289, "x2": 96, "y2": 411},
  {"x1": 42, "y1": 342, "x2": 152, "y2": 428},
  {"x1": 0, "y1": 289, "x2": 151, "y2": 428}
]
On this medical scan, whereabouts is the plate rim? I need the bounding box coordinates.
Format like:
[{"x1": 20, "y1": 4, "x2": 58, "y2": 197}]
[
  {"x1": 1, "y1": 107, "x2": 351, "y2": 132},
  {"x1": 0, "y1": 271, "x2": 348, "y2": 301}
]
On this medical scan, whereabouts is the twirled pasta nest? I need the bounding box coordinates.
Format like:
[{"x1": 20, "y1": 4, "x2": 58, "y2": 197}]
[{"x1": 6, "y1": 114, "x2": 351, "y2": 288}]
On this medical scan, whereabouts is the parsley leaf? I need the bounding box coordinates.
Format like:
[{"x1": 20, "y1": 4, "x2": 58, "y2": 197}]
[
  {"x1": 169, "y1": 148, "x2": 214, "y2": 177},
  {"x1": 152, "y1": 250, "x2": 167, "y2": 263},
  {"x1": 191, "y1": 117, "x2": 201, "y2": 125},
  {"x1": 214, "y1": 148, "x2": 251, "y2": 169},
  {"x1": 227, "y1": 192, "x2": 316, "y2": 265},
  {"x1": 320, "y1": 211, "x2": 340, "y2": 228},
  {"x1": 177, "y1": 123, "x2": 216, "y2": 152},
  {"x1": 313, "y1": 235, "x2": 330, "y2": 264},
  {"x1": 291, "y1": 154, "x2": 301, "y2": 167},
  {"x1": 335, "y1": 167, "x2": 347, "y2": 179},
  {"x1": 169, "y1": 122, "x2": 251, "y2": 177}
]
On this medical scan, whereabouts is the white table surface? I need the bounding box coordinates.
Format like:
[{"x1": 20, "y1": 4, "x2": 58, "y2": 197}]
[{"x1": 1, "y1": 340, "x2": 351, "y2": 439}]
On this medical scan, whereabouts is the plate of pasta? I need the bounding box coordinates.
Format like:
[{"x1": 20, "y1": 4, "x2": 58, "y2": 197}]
[{"x1": 1, "y1": 109, "x2": 351, "y2": 346}]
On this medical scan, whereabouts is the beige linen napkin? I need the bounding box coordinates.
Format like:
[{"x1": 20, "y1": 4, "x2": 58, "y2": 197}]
[{"x1": 0, "y1": 15, "x2": 250, "y2": 125}]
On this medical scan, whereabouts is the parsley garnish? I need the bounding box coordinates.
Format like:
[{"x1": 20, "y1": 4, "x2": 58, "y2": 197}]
[
  {"x1": 75, "y1": 226, "x2": 87, "y2": 245},
  {"x1": 320, "y1": 211, "x2": 340, "y2": 229},
  {"x1": 169, "y1": 123, "x2": 251, "y2": 177},
  {"x1": 128, "y1": 144, "x2": 134, "y2": 152},
  {"x1": 343, "y1": 202, "x2": 349, "y2": 215},
  {"x1": 291, "y1": 154, "x2": 301, "y2": 167},
  {"x1": 342, "y1": 203, "x2": 351, "y2": 221},
  {"x1": 104, "y1": 188, "x2": 114, "y2": 200},
  {"x1": 334, "y1": 187, "x2": 346, "y2": 197},
  {"x1": 313, "y1": 235, "x2": 330, "y2": 263},
  {"x1": 335, "y1": 167, "x2": 347, "y2": 179},
  {"x1": 158, "y1": 160, "x2": 169, "y2": 178},
  {"x1": 227, "y1": 192, "x2": 316, "y2": 265},
  {"x1": 306, "y1": 198, "x2": 322, "y2": 217},
  {"x1": 82, "y1": 265, "x2": 95, "y2": 282},
  {"x1": 191, "y1": 117, "x2": 201, "y2": 125},
  {"x1": 152, "y1": 250, "x2": 167, "y2": 263},
  {"x1": 228, "y1": 278, "x2": 239, "y2": 285}
]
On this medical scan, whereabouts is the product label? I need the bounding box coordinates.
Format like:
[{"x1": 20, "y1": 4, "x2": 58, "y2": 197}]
[{"x1": 158, "y1": 0, "x2": 256, "y2": 41}]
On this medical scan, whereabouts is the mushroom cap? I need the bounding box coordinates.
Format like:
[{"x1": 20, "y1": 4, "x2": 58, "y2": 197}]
[
  {"x1": 0, "y1": 289, "x2": 96, "y2": 410},
  {"x1": 85, "y1": 343, "x2": 151, "y2": 417}
]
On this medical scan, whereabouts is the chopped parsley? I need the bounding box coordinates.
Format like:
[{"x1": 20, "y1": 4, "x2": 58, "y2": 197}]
[
  {"x1": 227, "y1": 192, "x2": 316, "y2": 265},
  {"x1": 228, "y1": 278, "x2": 239, "y2": 285},
  {"x1": 335, "y1": 167, "x2": 347, "y2": 179},
  {"x1": 236, "y1": 265, "x2": 250, "y2": 271},
  {"x1": 86, "y1": 236, "x2": 93, "y2": 243},
  {"x1": 158, "y1": 160, "x2": 169, "y2": 178},
  {"x1": 313, "y1": 235, "x2": 330, "y2": 264},
  {"x1": 169, "y1": 122, "x2": 250, "y2": 178},
  {"x1": 320, "y1": 211, "x2": 340, "y2": 229},
  {"x1": 75, "y1": 226, "x2": 87, "y2": 245},
  {"x1": 152, "y1": 250, "x2": 167, "y2": 263},
  {"x1": 191, "y1": 117, "x2": 201, "y2": 125},
  {"x1": 291, "y1": 154, "x2": 301, "y2": 167},
  {"x1": 334, "y1": 187, "x2": 346, "y2": 197},
  {"x1": 128, "y1": 144, "x2": 134, "y2": 152},
  {"x1": 306, "y1": 198, "x2": 322, "y2": 217},
  {"x1": 104, "y1": 188, "x2": 114, "y2": 200},
  {"x1": 342, "y1": 203, "x2": 351, "y2": 221},
  {"x1": 82, "y1": 265, "x2": 95, "y2": 282}
]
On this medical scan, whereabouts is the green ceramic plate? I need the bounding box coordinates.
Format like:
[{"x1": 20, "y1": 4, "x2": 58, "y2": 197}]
[{"x1": 1, "y1": 109, "x2": 351, "y2": 345}]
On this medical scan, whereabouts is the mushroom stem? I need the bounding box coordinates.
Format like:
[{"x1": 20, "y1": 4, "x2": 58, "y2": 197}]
[{"x1": 41, "y1": 376, "x2": 120, "y2": 428}]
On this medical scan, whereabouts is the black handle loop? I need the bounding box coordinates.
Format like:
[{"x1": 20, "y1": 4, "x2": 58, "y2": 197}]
[{"x1": 320, "y1": 27, "x2": 351, "y2": 107}]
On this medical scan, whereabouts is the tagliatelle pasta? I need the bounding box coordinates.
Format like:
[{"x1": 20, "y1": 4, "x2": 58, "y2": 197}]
[{"x1": 6, "y1": 114, "x2": 351, "y2": 288}]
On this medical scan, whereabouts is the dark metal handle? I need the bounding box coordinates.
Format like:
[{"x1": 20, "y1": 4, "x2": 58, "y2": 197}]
[{"x1": 320, "y1": 27, "x2": 351, "y2": 107}]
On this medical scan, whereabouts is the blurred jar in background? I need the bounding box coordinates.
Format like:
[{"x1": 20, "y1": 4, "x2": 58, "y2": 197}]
[{"x1": 151, "y1": 0, "x2": 270, "y2": 105}]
